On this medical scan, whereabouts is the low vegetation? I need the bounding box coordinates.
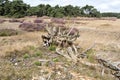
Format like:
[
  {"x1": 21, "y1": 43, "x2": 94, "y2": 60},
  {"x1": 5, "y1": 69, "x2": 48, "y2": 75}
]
[
  {"x1": 100, "y1": 23, "x2": 111, "y2": 26},
  {"x1": 34, "y1": 51, "x2": 42, "y2": 57},
  {"x1": 9, "y1": 19, "x2": 24, "y2": 23},
  {"x1": 23, "y1": 54, "x2": 30, "y2": 59},
  {"x1": 0, "y1": 19, "x2": 6, "y2": 23},
  {"x1": 34, "y1": 61, "x2": 42, "y2": 66},
  {"x1": 52, "y1": 58, "x2": 59, "y2": 62},
  {"x1": 48, "y1": 45, "x2": 56, "y2": 51},
  {"x1": 0, "y1": 29, "x2": 20, "y2": 36},
  {"x1": 34, "y1": 19, "x2": 43, "y2": 23},
  {"x1": 51, "y1": 18, "x2": 65, "y2": 24},
  {"x1": 19, "y1": 22, "x2": 46, "y2": 31}
]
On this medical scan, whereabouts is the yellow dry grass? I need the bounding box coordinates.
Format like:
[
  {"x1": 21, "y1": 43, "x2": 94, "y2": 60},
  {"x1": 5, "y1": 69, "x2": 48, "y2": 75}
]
[
  {"x1": 0, "y1": 32, "x2": 45, "y2": 57},
  {"x1": 0, "y1": 17, "x2": 120, "y2": 59}
]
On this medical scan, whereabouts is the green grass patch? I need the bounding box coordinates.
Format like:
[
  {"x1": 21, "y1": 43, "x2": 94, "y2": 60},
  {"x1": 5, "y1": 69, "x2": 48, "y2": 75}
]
[
  {"x1": 23, "y1": 54, "x2": 30, "y2": 59},
  {"x1": 48, "y1": 45, "x2": 56, "y2": 51},
  {"x1": 33, "y1": 51, "x2": 43, "y2": 57},
  {"x1": 35, "y1": 51, "x2": 42, "y2": 56},
  {"x1": 52, "y1": 58, "x2": 59, "y2": 62},
  {"x1": 34, "y1": 61, "x2": 42, "y2": 66}
]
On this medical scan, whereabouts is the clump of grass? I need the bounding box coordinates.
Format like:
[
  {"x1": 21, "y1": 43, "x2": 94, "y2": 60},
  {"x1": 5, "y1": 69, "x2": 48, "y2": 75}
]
[
  {"x1": 35, "y1": 51, "x2": 42, "y2": 57},
  {"x1": 101, "y1": 23, "x2": 111, "y2": 26},
  {"x1": 52, "y1": 58, "x2": 59, "y2": 62},
  {"x1": 48, "y1": 45, "x2": 56, "y2": 51},
  {"x1": 4, "y1": 49, "x2": 30, "y2": 59},
  {"x1": 85, "y1": 49, "x2": 94, "y2": 54},
  {"x1": 0, "y1": 29, "x2": 19, "y2": 36},
  {"x1": 28, "y1": 46, "x2": 36, "y2": 50},
  {"x1": 33, "y1": 51, "x2": 42, "y2": 57},
  {"x1": 23, "y1": 54, "x2": 30, "y2": 59},
  {"x1": 85, "y1": 49, "x2": 96, "y2": 63},
  {"x1": 34, "y1": 61, "x2": 42, "y2": 66}
]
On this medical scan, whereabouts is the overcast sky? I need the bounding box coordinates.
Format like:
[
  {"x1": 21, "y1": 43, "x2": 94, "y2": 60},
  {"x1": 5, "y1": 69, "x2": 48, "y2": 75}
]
[{"x1": 22, "y1": 0, "x2": 120, "y2": 12}]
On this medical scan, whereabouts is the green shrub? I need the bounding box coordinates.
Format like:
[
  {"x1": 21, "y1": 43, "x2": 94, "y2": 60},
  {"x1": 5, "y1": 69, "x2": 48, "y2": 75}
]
[
  {"x1": 23, "y1": 54, "x2": 30, "y2": 59},
  {"x1": 33, "y1": 51, "x2": 42, "y2": 57},
  {"x1": 52, "y1": 58, "x2": 59, "y2": 62},
  {"x1": 34, "y1": 61, "x2": 41, "y2": 66},
  {"x1": 35, "y1": 51, "x2": 42, "y2": 57},
  {"x1": 48, "y1": 45, "x2": 56, "y2": 51}
]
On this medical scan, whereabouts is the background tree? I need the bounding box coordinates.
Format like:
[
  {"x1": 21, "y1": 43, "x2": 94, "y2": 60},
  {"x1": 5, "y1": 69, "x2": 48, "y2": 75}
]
[
  {"x1": 9, "y1": 0, "x2": 29, "y2": 18},
  {"x1": 0, "y1": 0, "x2": 10, "y2": 15},
  {"x1": 81, "y1": 5, "x2": 101, "y2": 17},
  {"x1": 64, "y1": 5, "x2": 75, "y2": 17},
  {"x1": 90, "y1": 8, "x2": 101, "y2": 17},
  {"x1": 26, "y1": 6, "x2": 39, "y2": 16},
  {"x1": 102, "y1": 12, "x2": 120, "y2": 18},
  {"x1": 3, "y1": 0, "x2": 11, "y2": 16},
  {"x1": 3, "y1": 0, "x2": 120, "y2": 18},
  {"x1": 51, "y1": 5, "x2": 64, "y2": 18}
]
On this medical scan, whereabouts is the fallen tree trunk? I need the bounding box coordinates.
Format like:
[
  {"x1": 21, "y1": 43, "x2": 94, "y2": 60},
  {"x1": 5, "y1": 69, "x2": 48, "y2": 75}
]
[{"x1": 97, "y1": 58, "x2": 120, "y2": 79}]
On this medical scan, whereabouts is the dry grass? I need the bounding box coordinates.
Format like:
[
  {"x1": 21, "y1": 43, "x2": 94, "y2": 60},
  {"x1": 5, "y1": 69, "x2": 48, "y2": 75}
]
[
  {"x1": 100, "y1": 23, "x2": 111, "y2": 26},
  {"x1": 0, "y1": 17, "x2": 120, "y2": 80},
  {"x1": 0, "y1": 32, "x2": 44, "y2": 57}
]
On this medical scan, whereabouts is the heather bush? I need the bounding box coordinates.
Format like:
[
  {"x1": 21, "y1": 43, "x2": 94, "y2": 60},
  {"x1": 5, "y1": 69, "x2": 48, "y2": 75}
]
[
  {"x1": 69, "y1": 28, "x2": 79, "y2": 35},
  {"x1": 0, "y1": 19, "x2": 6, "y2": 23},
  {"x1": 64, "y1": 28, "x2": 79, "y2": 35},
  {"x1": 19, "y1": 22, "x2": 46, "y2": 32},
  {"x1": 34, "y1": 19, "x2": 43, "y2": 23},
  {"x1": 51, "y1": 18, "x2": 65, "y2": 24},
  {"x1": 9, "y1": 19, "x2": 24, "y2": 23},
  {"x1": 57, "y1": 24, "x2": 65, "y2": 27}
]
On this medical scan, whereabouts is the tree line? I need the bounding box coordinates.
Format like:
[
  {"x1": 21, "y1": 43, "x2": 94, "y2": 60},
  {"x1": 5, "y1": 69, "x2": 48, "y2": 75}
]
[
  {"x1": 0, "y1": 0, "x2": 120, "y2": 18},
  {"x1": 102, "y1": 12, "x2": 120, "y2": 18}
]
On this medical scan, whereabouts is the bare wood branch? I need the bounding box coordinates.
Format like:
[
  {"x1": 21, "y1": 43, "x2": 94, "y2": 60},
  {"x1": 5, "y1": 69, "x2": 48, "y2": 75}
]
[
  {"x1": 42, "y1": 26, "x2": 80, "y2": 62},
  {"x1": 67, "y1": 27, "x2": 74, "y2": 36},
  {"x1": 82, "y1": 42, "x2": 95, "y2": 54},
  {"x1": 97, "y1": 58, "x2": 120, "y2": 79},
  {"x1": 67, "y1": 47, "x2": 78, "y2": 62},
  {"x1": 97, "y1": 59, "x2": 120, "y2": 71},
  {"x1": 77, "y1": 42, "x2": 95, "y2": 58},
  {"x1": 45, "y1": 24, "x2": 52, "y2": 35},
  {"x1": 56, "y1": 47, "x2": 72, "y2": 60},
  {"x1": 72, "y1": 45, "x2": 78, "y2": 54},
  {"x1": 78, "y1": 59, "x2": 100, "y2": 67}
]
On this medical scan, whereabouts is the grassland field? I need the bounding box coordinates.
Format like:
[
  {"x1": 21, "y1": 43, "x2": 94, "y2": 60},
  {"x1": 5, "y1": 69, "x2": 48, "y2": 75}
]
[{"x1": 0, "y1": 17, "x2": 119, "y2": 80}]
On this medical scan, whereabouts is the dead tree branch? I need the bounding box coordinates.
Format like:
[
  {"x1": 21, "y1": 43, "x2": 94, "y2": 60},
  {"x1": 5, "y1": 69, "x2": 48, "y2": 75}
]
[
  {"x1": 97, "y1": 58, "x2": 120, "y2": 79},
  {"x1": 42, "y1": 25, "x2": 80, "y2": 62}
]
